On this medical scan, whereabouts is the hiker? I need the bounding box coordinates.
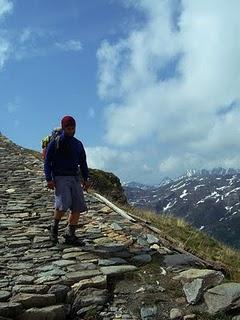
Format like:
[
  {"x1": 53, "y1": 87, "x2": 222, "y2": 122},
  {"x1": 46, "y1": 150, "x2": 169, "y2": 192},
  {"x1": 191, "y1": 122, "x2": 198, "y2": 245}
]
[{"x1": 44, "y1": 115, "x2": 90, "y2": 245}]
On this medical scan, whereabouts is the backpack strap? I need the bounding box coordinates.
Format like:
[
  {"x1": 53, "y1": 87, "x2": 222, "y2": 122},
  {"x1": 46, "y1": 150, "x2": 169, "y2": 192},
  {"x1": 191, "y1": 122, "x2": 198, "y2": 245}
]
[{"x1": 54, "y1": 135, "x2": 61, "y2": 154}]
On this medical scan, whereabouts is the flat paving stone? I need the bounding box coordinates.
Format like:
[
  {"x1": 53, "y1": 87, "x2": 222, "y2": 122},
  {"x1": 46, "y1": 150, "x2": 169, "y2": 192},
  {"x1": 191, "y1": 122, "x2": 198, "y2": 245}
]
[
  {"x1": 52, "y1": 259, "x2": 76, "y2": 267},
  {"x1": 0, "y1": 291, "x2": 11, "y2": 302},
  {"x1": 10, "y1": 293, "x2": 56, "y2": 308},
  {"x1": 100, "y1": 265, "x2": 137, "y2": 276}
]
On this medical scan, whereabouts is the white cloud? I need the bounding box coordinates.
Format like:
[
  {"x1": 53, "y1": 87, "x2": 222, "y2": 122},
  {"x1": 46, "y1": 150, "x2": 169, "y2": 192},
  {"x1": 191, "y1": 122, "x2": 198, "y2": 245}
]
[
  {"x1": 96, "y1": 0, "x2": 240, "y2": 183},
  {"x1": 0, "y1": 0, "x2": 13, "y2": 69},
  {"x1": 86, "y1": 146, "x2": 156, "y2": 183},
  {"x1": 0, "y1": 0, "x2": 13, "y2": 19},
  {"x1": 0, "y1": 38, "x2": 10, "y2": 69},
  {"x1": 14, "y1": 31, "x2": 83, "y2": 60},
  {"x1": 55, "y1": 40, "x2": 82, "y2": 52}
]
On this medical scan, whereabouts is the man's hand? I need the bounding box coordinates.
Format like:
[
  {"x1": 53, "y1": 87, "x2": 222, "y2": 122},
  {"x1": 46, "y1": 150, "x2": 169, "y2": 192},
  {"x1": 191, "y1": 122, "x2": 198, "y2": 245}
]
[
  {"x1": 82, "y1": 179, "x2": 91, "y2": 192},
  {"x1": 47, "y1": 181, "x2": 55, "y2": 190}
]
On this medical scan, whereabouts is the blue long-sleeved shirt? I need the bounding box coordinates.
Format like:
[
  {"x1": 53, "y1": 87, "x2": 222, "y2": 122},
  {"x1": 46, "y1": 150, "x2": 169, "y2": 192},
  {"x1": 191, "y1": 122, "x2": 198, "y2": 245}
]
[{"x1": 44, "y1": 132, "x2": 89, "y2": 182}]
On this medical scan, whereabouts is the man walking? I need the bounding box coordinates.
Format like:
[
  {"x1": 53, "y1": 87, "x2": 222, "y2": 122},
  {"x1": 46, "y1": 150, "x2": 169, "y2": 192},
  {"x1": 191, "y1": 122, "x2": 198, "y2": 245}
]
[{"x1": 44, "y1": 115, "x2": 90, "y2": 245}]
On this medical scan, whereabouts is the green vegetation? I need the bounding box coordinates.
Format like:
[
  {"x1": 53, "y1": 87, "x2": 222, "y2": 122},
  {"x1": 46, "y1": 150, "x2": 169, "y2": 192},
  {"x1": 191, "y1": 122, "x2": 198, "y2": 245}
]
[
  {"x1": 89, "y1": 168, "x2": 127, "y2": 204},
  {"x1": 103, "y1": 197, "x2": 240, "y2": 281}
]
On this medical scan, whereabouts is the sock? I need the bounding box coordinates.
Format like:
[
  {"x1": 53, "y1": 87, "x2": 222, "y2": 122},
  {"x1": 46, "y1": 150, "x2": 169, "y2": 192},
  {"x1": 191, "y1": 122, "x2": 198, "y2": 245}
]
[
  {"x1": 51, "y1": 219, "x2": 60, "y2": 234},
  {"x1": 66, "y1": 224, "x2": 77, "y2": 237}
]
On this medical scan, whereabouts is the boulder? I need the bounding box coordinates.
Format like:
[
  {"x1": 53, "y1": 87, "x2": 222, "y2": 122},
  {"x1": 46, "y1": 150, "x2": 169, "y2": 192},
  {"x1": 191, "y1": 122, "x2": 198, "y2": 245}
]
[
  {"x1": 173, "y1": 268, "x2": 224, "y2": 290},
  {"x1": 204, "y1": 282, "x2": 240, "y2": 314}
]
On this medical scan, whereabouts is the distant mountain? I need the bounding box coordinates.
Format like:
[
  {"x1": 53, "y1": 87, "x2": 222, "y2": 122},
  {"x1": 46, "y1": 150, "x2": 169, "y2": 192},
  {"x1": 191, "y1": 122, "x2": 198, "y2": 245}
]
[
  {"x1": 122, "y1": 181, "x2": 152, "y2": 190},
  {"x1": 123, "y1": 176, "x2": 174, "y2": 189},
  {"x1": 124, "y1": 168, "x2": 240, "y2": 249}
]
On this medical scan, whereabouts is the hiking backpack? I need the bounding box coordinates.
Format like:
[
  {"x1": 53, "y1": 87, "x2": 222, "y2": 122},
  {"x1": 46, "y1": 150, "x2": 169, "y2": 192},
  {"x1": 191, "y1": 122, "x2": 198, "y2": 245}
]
[{"x1": 41, "y1": 127, "x2": 63, "y2": 160}]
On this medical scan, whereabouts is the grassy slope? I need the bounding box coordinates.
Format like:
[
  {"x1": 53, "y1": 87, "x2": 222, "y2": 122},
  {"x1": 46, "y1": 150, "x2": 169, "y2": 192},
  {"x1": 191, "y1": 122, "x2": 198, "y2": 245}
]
[{"x1": 102, "y1": 196, "x2": 240, "y2": 282}]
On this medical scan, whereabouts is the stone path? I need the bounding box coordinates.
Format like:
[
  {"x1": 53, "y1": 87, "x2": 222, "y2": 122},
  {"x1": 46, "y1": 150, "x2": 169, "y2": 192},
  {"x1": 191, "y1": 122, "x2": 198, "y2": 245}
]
[{"x1": 1, "y1": 134, "x2": 240, "y2": 320}]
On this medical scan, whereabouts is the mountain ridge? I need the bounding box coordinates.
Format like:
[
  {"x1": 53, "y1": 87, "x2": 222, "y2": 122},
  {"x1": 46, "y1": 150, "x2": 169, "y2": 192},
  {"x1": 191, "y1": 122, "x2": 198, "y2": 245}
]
[
  {"x1": 124, "y1": 169, "x2": 240, "y2": 249},
  {"x1": 124, "y1": 167, "x2": 240, "y2": 189}
]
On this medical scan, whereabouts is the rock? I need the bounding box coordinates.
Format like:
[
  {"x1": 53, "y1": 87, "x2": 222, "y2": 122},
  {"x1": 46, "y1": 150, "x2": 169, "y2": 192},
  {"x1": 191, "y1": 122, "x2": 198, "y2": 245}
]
[
  {"x1": 71, "y1": 275, "x2": 107, "y2": 293},
  {"x1": 0, "y1": 291, "x2": 11, "y2": 302},
  {"x1": 64, "y1": 269, "x2": 102, "y2": 285},
  {"x1": 170, "y1": 308, "x2": 183, "y2": 319},
  {"x1": 140, "y1": 305, "x2": 158, "y2": 319},
  {"x1": 98, "y1": 257, "x2": 127, "y2": 266},
  {"x1": 66, "y1": 262, "x2": 97, "y2": 272},
  {"x1": 100, "y1": 265, "x2": 137, "y2": 276},
  {"x1": 204, "y1": 282, "x2": 240, "y2": 314},
  {"x1": 164, "y1": 254, "x2": 204, "y2": 269},
  {"x1": 79, "y1": 291, "x2": 108, "y2": 307},
  {"x1": 62, "y1": 252, "x2": 84, "y2": 259},
  {"x1": 52, "y1": 260, "x2": 76, "y2": 267},
  {"x1": 12, "y1": 285, "x2": 49, "y2": 294},
  {"x1": 33, "y1": 236, "x2": 50, "y2": 243},
  {"x1": 7, "y1": 263, "x2": 33, "y2": 270},
  {"x1": 0, "y1": 281, "x2": 9, "y2": 290},
  {"x1": 36, "y1": 265, "x2": 55, "y2": 272},
  {"x1": 173, "y1": 268, "x2": 224, "y2": 290},
  {"x1": 137, "y1": 237, "x2": 149, "y2": 246},
  {"x1": 183, "y1": 315, "x2": 196, "y2": 320},
  {"x1": 15, "y1": 275, "x2": 35, "y2": 285},
  {"x1": 8, "y1": 240, "x2": 31, "y2": 248},
  {"x1": 146, "y1": 234, "x2": 159, "y2": 244},
  {"x1": 183, "y1": 278, "x2": 204, "y2": 304},
  {"x1": 11, "y1": 293, "x2": 56, "y2": 308},
  {"x1": 0, "y1": 302, "x2": 23, "y2": 318},
  {"x1": 111, "y1": 223, "x2": 122, "y2": 231},
  {"x1": 71, "y1": 288, "x2": 108, "y2": 316},
  {"x1": 62, "y1": 247, "x2": 83, "y2": 254},
  {"x1": 48, "y1": 285, "x2": 70, "y2": 303},
  {"x1": 94, "y1": 243, "x2": 127, "y2": 253},
  {"x1": 38, "y1": 268, "x2": 65, "y2": 278},
  {"x1": 98, "y1": 206, "x2": 113, "y2": 214},
  {"x1": 136, "y1": 285, "x2": 165, "y2": 293},
  {"x1": 76, "y1": 305, "x2": 98, "y2": 316},
  {"x1": 16, "y1": 304, "x2": 66, "y2": 320},
  {"x1": 130, "y1": 254, "x2": 152, "y2": 265},
  {"x1": 34, "y1": 275, "x2": 59, "y2": 285}
]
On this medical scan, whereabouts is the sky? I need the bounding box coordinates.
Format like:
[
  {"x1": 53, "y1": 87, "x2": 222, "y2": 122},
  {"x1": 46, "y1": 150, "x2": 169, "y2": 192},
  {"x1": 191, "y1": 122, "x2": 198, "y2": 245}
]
[{"x1": 1, "y1": 0, "x2": 240, "y2": 185}]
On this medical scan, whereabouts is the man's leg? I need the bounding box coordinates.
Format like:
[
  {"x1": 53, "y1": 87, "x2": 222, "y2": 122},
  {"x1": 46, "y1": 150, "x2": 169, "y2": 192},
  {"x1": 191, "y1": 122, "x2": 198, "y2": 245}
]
[
  {"x1": 50, "y1": 209, "x2": 65, "y2": 243},
  {"x1": 64, "y1": 212, "x2": 80, "y2": 239},
  {"x1": 51, "y1": 176, "x2": 71, "y2": 243},
  {"x1": 63, "y1": 176, "x2": 87, "y2": 245}
]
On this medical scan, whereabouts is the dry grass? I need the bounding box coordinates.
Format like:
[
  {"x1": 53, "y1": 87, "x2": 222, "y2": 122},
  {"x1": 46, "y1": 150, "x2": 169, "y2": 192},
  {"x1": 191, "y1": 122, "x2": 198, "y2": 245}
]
[{"x1": 99, "y1": 195, "x2": 240, "y2": 282}]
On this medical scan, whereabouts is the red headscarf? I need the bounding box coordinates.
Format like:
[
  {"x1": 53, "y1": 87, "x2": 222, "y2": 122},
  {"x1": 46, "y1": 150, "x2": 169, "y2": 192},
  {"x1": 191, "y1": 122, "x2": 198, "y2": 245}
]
[{"x1": 61, "y1": 116, "x2": 76, "y2": 128}]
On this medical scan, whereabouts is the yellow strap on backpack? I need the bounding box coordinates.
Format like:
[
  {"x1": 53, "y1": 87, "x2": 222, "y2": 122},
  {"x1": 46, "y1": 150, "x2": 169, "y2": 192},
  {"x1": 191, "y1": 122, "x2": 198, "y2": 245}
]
[{"x1": 41, "y1": 136, "x2": 50, "y2": 149}]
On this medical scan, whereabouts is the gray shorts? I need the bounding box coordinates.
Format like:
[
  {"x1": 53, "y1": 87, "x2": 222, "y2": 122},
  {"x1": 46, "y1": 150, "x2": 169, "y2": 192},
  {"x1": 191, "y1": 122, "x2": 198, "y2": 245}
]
[{"x1": 54, "y1": 176, "x2": 87, "y2": 213}]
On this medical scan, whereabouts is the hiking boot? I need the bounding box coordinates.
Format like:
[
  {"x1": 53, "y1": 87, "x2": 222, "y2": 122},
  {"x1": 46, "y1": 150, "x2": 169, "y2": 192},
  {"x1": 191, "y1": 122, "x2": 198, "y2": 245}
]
[
  {"x1": 50, "y1": 224, "x2": 59, "y2": 244},
  {"x1": 63, "y1": 234, "x2": 84, "y2": 246}
]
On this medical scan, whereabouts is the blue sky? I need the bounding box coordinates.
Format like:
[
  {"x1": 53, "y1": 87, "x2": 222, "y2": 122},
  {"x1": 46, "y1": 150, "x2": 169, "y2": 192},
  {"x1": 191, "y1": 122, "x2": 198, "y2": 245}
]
[
  {"x1": 1, "y1": 0, "x2": 240, "y2": 184},
  {"x1": 0, "y1": 0, "x2": 142, "y2": 147}
]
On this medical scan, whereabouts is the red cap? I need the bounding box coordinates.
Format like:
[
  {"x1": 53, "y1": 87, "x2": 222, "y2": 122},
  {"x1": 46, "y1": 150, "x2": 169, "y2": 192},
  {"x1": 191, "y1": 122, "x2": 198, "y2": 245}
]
[{"x1": 61, "y1": 116, "x2": 76, "y2": 128}]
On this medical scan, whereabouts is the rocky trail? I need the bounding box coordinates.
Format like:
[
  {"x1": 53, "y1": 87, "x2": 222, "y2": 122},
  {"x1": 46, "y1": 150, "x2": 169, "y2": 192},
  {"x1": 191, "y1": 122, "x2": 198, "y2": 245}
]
[{"x1": 1, "y1": 134, "x2": 240, "y2": 320}]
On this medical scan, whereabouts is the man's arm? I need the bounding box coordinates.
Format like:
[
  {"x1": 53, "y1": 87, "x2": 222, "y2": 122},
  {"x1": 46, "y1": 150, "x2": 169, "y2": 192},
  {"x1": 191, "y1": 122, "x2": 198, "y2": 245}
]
[
  {"x1": 78, "y1": 143, "x2": 89, "y2": 182},
  {"x1": 44, "y1": 140, "x2": 55, "y2": 182}
]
